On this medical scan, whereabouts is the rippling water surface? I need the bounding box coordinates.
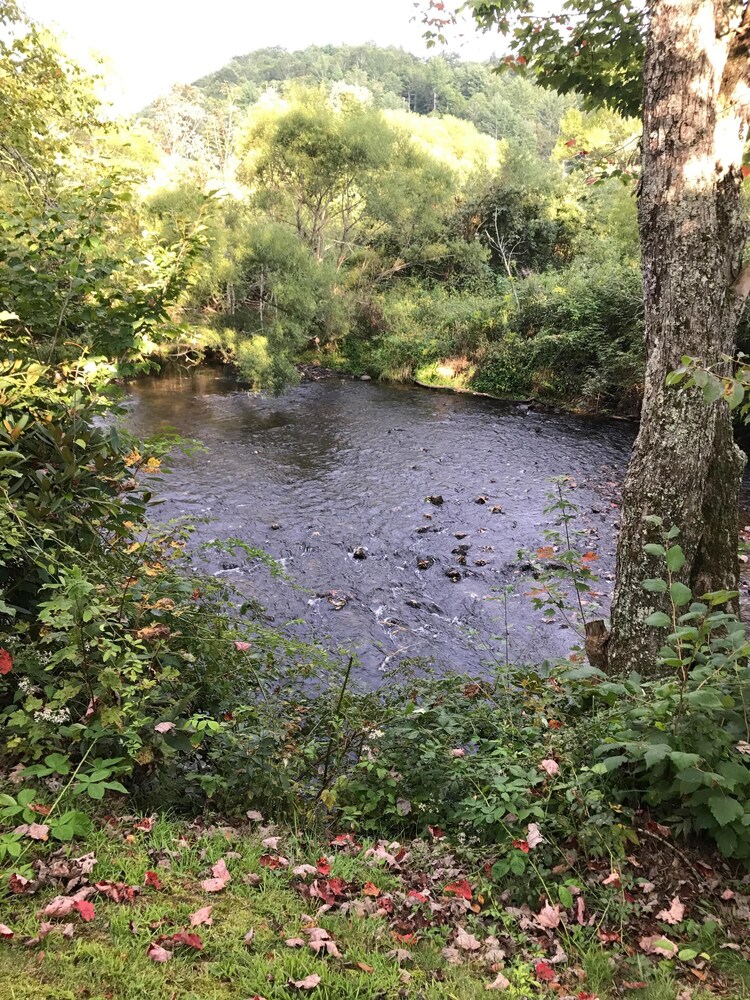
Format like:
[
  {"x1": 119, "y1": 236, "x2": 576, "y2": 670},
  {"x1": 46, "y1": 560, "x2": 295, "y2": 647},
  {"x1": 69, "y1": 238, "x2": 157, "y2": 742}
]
[{"x1": 123, "y1": 365, "x2": 636, "y2": 682}]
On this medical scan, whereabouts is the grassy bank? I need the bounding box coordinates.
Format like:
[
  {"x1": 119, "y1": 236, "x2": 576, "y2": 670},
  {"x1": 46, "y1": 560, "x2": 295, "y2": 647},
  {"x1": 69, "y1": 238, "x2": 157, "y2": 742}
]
[{"x1": 2, "y1": 816, "x2": 749, "y2": 1000}]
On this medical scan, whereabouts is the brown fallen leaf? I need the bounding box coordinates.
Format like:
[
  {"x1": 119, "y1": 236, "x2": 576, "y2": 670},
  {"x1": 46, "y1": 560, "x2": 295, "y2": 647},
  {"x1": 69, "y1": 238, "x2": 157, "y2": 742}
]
[
  {"x1": 456, "y1": 927, "x2": 482, "y2": 951},
  {"x1": 285, "y1": 937, "x2": 305, "y2": 947},
  {"x1": 640, "y1": 935, "x2": 678, "y2": 958},
  {"x1": 291, "y1": 974, "x2": 321, "y2": 990},
  {"x1": 535, "y1": 902, "x2": 561, "y2": 930},
  {"x1": 189, "y1": 906, "x2": 213, "y2": 927},
  {"x1": 0, "y1": 925, "x2": 13, "y2": 939},
  {"x1": 27, "y1": 823, "x2": 49, "y2": 842},
  {"x1": 147, "y1": 942, "x2": 173, "y2": 962},
  {"x1": 656, "y1": 896, "x2": 685, "y2": 925},
  {"x1": 486, "y1": 971, "x2": 511, "y2": 990},
  {"x1": 244, "y1": 929, "x2": 255, "y2": 946},
  {"x1": 356, "y1": 962, "x2": 374, "y2": 973}
]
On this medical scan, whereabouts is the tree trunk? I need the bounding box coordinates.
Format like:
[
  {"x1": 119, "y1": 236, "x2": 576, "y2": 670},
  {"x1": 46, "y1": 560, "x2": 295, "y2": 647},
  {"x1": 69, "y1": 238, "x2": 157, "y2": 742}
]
[{"x1": 608, "y1": 0, "x2": 750, "y2": 674}]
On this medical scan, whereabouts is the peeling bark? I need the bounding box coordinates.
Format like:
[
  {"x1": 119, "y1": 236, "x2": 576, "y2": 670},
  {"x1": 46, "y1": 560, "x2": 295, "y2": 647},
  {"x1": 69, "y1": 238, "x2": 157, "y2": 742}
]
[{"x1": 608, "y1": 0, "x2": 750, "y2": 674}]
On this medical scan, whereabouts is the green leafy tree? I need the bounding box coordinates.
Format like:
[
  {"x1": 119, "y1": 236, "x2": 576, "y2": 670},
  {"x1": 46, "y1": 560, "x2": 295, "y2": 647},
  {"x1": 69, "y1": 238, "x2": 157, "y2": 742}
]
[{"x1": 435, "y1": 0, "x2": 750, "y2": 674}]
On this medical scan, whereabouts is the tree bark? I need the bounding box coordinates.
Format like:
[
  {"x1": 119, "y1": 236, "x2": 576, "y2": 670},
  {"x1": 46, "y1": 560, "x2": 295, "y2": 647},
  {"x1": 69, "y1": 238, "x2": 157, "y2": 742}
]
[{"x1": 608, "y1": 0, "x2": 750, "y2": 674}]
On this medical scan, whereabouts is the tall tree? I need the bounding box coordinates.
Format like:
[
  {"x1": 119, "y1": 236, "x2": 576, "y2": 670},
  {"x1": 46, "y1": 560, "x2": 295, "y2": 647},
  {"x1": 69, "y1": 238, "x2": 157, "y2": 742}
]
[{"x1": 433, "y1": 0, "x2": 750, "y2": 674}]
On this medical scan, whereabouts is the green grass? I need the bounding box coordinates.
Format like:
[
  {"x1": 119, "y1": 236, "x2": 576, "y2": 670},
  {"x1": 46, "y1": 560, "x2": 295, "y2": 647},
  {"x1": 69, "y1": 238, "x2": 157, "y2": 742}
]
[{"x1": 1, "y1": 820, "x2": 748, "y2": 1000}]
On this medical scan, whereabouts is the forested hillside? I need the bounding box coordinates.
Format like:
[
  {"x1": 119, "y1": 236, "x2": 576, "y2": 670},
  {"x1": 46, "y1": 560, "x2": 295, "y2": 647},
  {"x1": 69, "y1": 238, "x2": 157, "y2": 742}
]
[{"x1": 137, "y1": 45, "x2": 645, "y2": 411}]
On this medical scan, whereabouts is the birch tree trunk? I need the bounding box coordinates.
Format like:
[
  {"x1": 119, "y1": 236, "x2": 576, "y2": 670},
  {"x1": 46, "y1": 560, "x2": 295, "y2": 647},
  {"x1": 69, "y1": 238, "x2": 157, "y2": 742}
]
[{"x1": 608, "y1": 0, "x2": 750, "y2": 674}]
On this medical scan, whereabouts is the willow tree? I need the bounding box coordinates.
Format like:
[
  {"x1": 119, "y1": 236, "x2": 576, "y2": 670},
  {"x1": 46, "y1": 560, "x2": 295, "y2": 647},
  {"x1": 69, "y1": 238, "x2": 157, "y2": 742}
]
[{"x1": 430, "y1": 0, "x2": 750, "y2": 673}]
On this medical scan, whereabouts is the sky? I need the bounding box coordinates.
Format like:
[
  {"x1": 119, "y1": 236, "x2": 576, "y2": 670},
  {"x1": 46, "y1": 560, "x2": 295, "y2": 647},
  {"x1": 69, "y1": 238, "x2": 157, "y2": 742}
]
[{"x1": 22, "y1": 0, "x2": 502, "y2": 114}]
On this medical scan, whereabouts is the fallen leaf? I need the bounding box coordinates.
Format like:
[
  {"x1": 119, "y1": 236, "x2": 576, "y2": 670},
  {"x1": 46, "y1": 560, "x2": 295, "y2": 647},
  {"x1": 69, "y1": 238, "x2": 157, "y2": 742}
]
[
  {"x1": 355, "y1": 961, "x2": 374, "y2": 973},
  {"x1": 396, "y1": 798, "x2": 412, "y2": 815},
  {"x1": 258, "y1": 854, "x2": 289, "y2": 869},
  {"x1": 0, "y1": 648, "x2": 12, "y2": 675},
  {"x1": 527, "y1": 823, "x2": 544, "y2": 849},
  {"x1": 536, "y1": 902, "x2": 561, "y2": 930},
  {"x1": 133, "y1": 817, "x2": 153, "y2": 832},
  {"x1": 202, "y1": 857, "x2": 232, "y2": 892},
  {"x1": 291, "y1": 974, "x2": 321, "y2": 990},
  {"x1": 602, "y1": 871, "x2": 621, "y2": 887},
  {"x1": 640, "y1": 935, "x2": 678, "y2": 958},
  {"x1": 621, "y1": 982, "x2": 648, "y2": 990},
  {"x1": 442, "y1": 945, "x2": 461, "y2": 964},
  {"x1": 154, "y1": 722, "x2": 175, "y2": 734},
  {"x1": 294, "y1": 864, "x2": 318, "y2": 877},
  {"x1": 73, "y1": 900, "x2": 95, "y2": 922},
  {"x1": 656, "y1": 896, "x2": 685, "y2": 925},
  {"x1": 147, "y1": 942, "x2": 172, "y2": 962},
  {"x1": 262, "y1": 836, "x2": 281, "y2": 850},
  {"x1": 535, "y1": 961, "x2": 556, "y2": 982},
  {"x1": 144, "y1": 871, "x2": 163, "y2": 891},
  {"x1": 42, "y1": 896, "x2": 76, "y2": 918},
  {"x1": 540, "y1": 759, "x2": 560, "y2": 777},
  {"x1": 246, "y1": 810, "x2": 264, "y2": 822},
  {"x1": 456, "y1": 927, "x2": 482, "y2": 951},
  {"x1": 27, "y1": 823, "x2": 49, "y2": 842},
  {"x1": 721, "y1": 889, "x2": 735, "y2": 900},
  {"x1": 286, "y1": 937, "x2": 305, "y2": 947},
  {"x1": 444, "y1": 879, "x2": 472, "y2": 900},
  {"x1": 513, "y1": 839, "x2": 530, "y2": 853},
  {"x1": 244, "y1": 928, "x2": 255, "y2": 946},
  {"x1": 234, "y1": 641, "x2": 251, "y2": 651},
  {"x1": 316, "y1": 857, "x2": 332, "y2": 875},
  {"x1": 9, "y1": 874, "x2": 31, "y2": 894},
  {"x1": 363, "y1": 882, "x2": 381, "y2": 897},
  {"x1": 189, "y1": 906, "x2": 213, "y2": 927},
  {"x1": 0, "y1": 925, "x2": 13, "y2": 939},
  {"x1": 486, "y1": 971, "x2": 511, "y2": 990}
]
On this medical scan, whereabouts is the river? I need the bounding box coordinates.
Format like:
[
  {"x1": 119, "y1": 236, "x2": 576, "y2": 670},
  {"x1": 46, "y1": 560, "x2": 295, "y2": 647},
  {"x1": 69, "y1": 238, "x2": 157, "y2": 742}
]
[{"x1": 122, "y1": 365, "x2": 636, "y2": 682}]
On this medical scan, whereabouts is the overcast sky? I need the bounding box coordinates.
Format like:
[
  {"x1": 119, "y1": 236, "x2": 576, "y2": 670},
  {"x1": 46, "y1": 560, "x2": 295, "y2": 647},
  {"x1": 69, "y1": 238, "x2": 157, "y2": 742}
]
[{"x1": 22, "y1": 0, "x2": 502, "y2": 113}]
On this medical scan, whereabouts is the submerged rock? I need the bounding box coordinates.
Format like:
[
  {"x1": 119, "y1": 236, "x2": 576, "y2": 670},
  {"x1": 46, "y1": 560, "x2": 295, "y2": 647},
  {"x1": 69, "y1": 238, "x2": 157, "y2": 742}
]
[
  {"x1": 426, "y1": 495, "x2": 444, "y2": 506},
  {"x1": 352, "y1": 546, "x2": 368, "y2": 560}
]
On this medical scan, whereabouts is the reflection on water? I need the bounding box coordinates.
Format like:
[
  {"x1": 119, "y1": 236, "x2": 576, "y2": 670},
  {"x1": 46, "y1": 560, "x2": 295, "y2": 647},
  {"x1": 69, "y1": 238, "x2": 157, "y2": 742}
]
[{"x1": 122, "y1": 365, "x2": 636, "y2": 683}]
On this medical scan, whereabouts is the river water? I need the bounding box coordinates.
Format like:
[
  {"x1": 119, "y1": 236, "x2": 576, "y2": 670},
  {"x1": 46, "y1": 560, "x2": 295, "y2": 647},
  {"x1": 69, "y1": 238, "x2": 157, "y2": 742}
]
[{"x1": 122, "y1": 365, "x2": 636, "y2": 682}]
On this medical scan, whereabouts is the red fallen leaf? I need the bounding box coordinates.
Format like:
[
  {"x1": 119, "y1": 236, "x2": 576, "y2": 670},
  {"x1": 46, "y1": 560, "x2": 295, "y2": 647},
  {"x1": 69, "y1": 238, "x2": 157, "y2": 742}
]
[
  {"x1": 742, "y1": 165, "x2": 750, "y2": 179},
  {"x1": 133, "y1": 817, "x2": 153, "y2": 832},
  {"x1": 316, "y1": 857, "x2": 332, "y2": 875},
  {"x1": 95, "y1": 881, "x2": 137, "y2": 903},
  {"x1": 0, "y1": 924, "x2": 13, "y2": 939},
  {"x1": 165, "y1": 930, "x2": 203, "y2": 950},
  {"x1": 363, "y1": 882, "x2": 381, "y2": 897},
  {"x1": 356, "y1": 962, "x2": 374, "y2": 973},
  {"x1": 222, "y1": 712, "x2": 234, "y2": 721},
  {"x1": 581, "y1": 551, "x2": 599, "y2": 563},
  {"x1": 578, "y1": 993, "x2": 599, "y2": 1000},
  {"x1": 535, "y1": 961, "x2": 556, "y2": 982},
  {"x1": 536, "y1": 546, "x2": 555, "y2": 559},
  {"x1": 31, "y1": 803, "x2": 51, "y2": 816},
  {"x1": 9, "y1": 874, "x2": 31, "y2": 894},
  {"x1": 517, "y1": 55, "x2": 527, "y2": 64},
  {"x1": 330, "y1": 834, "x2": 358, "y2": 847},
  {"x1": 407, "y1": 890, "x2": 428, "y2": 903},
  {"x1": 234, "y1": 641, "x2": 251, "y2": 651},
  {"x1": 258, "y1": 854, "x2": 284, "y2": 869},
  {"x1": 565, "y1": 139, "x2": 577, "y2": 147},
  {"x1": 513, "y1": 839, "x2": 530, "y2": 853},
  {"x1": 0, "y1": 648, "x2": 12, "y2": 675},
  {"x1": 444, "y1": 879, "x2": 472, "y2": 900},
  {"x1": 144, "y1": 871, "x2": 163, "y2": 891},
  {"x1": 428, "y1": 825, "x2": 445, "y2": 840},
  {"x1": 393, "y1": 931, "x2": 419, "y2": 944},
  {"x1": 147, "y1": 942, "x2": 172, "y2": 962},
  {"x1": 394, "y1": 847, "x2": 406, "y2": 862},
  {"x1": 73, "y1": 900, "x2": 95, "y2": 922},
  {"x1": 548, "y1": 719, "x2": 563, "y2": 730},
  {"x1": 327, "y1": 877, "x2": 348, "y2": 896},
  {"x1": 378, "y1": 896, "x2": 394, "y2": 914}
]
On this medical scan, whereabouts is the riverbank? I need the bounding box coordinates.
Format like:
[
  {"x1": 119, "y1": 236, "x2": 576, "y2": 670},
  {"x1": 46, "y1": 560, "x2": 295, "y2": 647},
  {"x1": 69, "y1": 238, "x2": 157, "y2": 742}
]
[{"x1": 3, "y1": 815, "x2": 749, "y2": 1000}]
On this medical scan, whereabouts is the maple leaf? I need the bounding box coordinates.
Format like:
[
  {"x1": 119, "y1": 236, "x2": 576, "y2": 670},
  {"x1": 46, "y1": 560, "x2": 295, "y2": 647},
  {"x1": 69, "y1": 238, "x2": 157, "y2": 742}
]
[
  {"x1": 536, "y1": 902, "x2": 561, "y2": 930},
  {"x1": 656, "y1": 896, "x2": 685, "y2": 925},
  {"x1": 0, "y1": 925, "x2": 13, "y2": 939},
  {"x1": 316, "y1": 857, "x2": 332, "y2": 875},
  {"x1": 27, "y1": 822, "x2": 49, "y2": 841},
  {"x1": 9, "y1": 874, "x2": 31, "y2": 894},
  {"x1": 133, "y1": 817, "x2": 153, "y2": 832},
  {"x1": 535, "y1": 961, "x2": 556, "y2": 982},
  {"x1": 581, "y1": 551, "x2": 599, "y2": 562},
  {"x1": 144, "y1": 871, "x2": 163, "y2": 891},
  {"x1": 262, "y1": 836, "x2": 281, "y2": 850},
  {"x1": 201, "y1": 858, "x2": 232, "y2": 893},
  {"x1": 291, "y1": 974, "x2": 321, "y2": 990},
  {"x1": 536, "y1": 546, "x2": 555, "y2": 559},
  {"x1": 293, "y1": 864, "x2": 318, "y2": 877},
  {"x1": 258, "y1": 854, "x2": 288, "y2": 869},
  {"x1": 526, "y1": 823, "x2": 545, "y2": 849},
  {"x1": 166, "y1": 930, "x2": 203, "y2": 950},
  {"x1": 0, "y1": 648, "x2": 12, "y2": 675},
  {"x1": 42, "y1": 896, "x2": 77, "y2": 917},
  {"x1": 286, "y1": 937, "x2": 305, "y2": 947},
  {"x1": 154, "y1": 722, "x2": 175, "y2": 734},
  {"x1": 189, "y1": 906, "x2": 213, "y2": 927},
  {"x1": 329, "y1": 834, "x2": 358, "y2": 848},
  {"x1": 73, "y1": 900, "x2": 95, "y2": 922},
  {"x1": 147, "y1": 942, "x2": 172, "y2": 962},
  {"x1": 456, "y1": 927, "x2": 481, "y2": 951},
  {"x1": 539, "y1": 759, "x2": 560, "y2": 777},
  {"x1": 444, "y1": 879, "x2": 472, "y2": 900},
  {"x1": 639, "y1": 935, "x2": 678, "y2": 958},
  {"x1": 363, "y1": 882, "x2": 381, "y2": 897},
  {"x1": 513, "y1": 839, "x2": 530, "y2": 853},
  {"x1": 486, "y1": 971, "x2": 511, "y2": 990}
]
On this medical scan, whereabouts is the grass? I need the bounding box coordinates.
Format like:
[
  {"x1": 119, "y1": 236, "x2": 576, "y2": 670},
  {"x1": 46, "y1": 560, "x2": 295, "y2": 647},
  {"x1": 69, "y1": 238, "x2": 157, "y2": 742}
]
[{"x1": 1, "y1": 819, "x2": 749, "y2": 1000}]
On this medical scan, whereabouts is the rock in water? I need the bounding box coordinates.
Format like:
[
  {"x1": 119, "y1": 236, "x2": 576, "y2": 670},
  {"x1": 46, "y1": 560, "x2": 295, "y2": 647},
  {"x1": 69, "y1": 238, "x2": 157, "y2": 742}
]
[
  {"x1": 426, "y1": 495, "x2": 444, "y2": 506},
  {"x1": 352, "y1": 547, "x2": 368, "y2": 560}
]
